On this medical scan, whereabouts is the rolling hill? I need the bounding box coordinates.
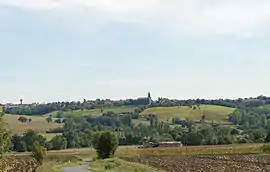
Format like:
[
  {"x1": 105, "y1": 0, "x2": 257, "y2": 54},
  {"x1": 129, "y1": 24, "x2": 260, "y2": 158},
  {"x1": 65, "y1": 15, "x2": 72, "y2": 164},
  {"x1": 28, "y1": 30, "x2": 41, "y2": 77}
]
[
  {"x1": 140, "y1": 105, "x2": 235, "y2": 124},
  {"x1": 52, "y1": 106, "x2": 137, "y2": 118},
  {"x1": 3, "y1": 114, "x2": 62, "y2": 134}
]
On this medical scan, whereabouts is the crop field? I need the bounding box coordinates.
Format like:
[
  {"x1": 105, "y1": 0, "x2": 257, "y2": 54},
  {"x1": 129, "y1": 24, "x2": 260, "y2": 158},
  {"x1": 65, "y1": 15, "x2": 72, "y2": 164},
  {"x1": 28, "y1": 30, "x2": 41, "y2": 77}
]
[
  {"x1": 118, "y1": 144, "x2": 269, "y2": 172},
  {"x1": 140, "y1": 105, "x2": 234, "y2": 123},
  {"x1": 3, "y1": 114, "x2": 62, "y2": 134},
  {"x1": 125, "y1": 154, "x2": 270, "y2": 172},
  {"x1": 53, "y1": 106, "x2": 137, "y2": 118}
]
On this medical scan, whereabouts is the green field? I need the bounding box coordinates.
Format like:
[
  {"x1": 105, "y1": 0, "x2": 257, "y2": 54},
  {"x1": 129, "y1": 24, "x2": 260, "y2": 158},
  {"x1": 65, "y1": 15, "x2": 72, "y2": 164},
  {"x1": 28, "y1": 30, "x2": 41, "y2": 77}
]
[
  {"x1": 41, "y1": 133, "x2": 62, "y2": 141},
  {"x1": 140, "y1": 105, "x2": 235, "y2": 123},
  {"x1": 53, "y1": 106, "x2": 137, "y2": 118},
  {"x1": 3, "y1": 114, "x2": 62, "y2": 134}
]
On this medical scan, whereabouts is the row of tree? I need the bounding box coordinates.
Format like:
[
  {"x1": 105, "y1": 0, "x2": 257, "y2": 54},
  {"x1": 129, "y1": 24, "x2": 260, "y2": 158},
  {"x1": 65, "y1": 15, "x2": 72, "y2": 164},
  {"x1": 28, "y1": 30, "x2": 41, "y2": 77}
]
[{"x1": 4, "y1": 95, "x2": 270, "y2": 115}]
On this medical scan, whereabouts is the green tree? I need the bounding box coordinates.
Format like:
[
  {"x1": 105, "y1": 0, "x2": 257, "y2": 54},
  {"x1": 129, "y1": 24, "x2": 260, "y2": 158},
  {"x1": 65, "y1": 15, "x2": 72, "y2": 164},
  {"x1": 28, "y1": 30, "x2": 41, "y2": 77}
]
[
  {"x1": 0, "y1": 107, "x2": 11, "y2": 158},
  {"x1": 91, "y1": 132, "x2": 101, "y2": 149},
  {"x1": 46, "y1": 116, "x2": 53, "y2": 123},
  {"x1": 11, "y1": 134, "x2": 27, "y2": 152},
  {"x1": 22, "y1": 130, "x2": 47, "y2": 151},
  {"x1": 92, "y1": 130, "x2": 118, "y2": 159},
  {"x1": 265, "y1": 131, "x2": 270, "y2": 143},
  {"x1": 50, "y1": 135, "x2": 67, "y2": 150},
  {"x1": 184, "y1": 132, "x2": 203, "y2": 146}
]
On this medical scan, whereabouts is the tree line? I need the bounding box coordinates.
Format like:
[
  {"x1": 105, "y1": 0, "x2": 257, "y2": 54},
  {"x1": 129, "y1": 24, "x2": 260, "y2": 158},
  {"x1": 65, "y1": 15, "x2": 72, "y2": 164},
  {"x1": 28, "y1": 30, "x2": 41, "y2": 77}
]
[{"x1": 4, "y1": 95, "x2": 270, "y2": 116}]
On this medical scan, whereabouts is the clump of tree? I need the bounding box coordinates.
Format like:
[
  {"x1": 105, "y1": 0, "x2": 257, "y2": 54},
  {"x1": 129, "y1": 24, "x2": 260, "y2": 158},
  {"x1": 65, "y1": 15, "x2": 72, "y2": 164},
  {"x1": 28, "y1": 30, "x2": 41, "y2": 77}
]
[
  {"x1": 92, "y1": 130, "x2": 118, "y2": 159},
  {"x1": 18, "y1": 116, "x2": 32, "y2": 123},
  {"x1": 54, "y1": 119, "x2": 62, "y2": 124},
  {"x1": 11, "y1": 130, "x2": 47, "y2": 152},
  {"x1": 50, "y1": 135, "x2": 67, "y2": 150},
  {"x1": 46, "y1": 116, "x2": 53, "y2": 123}
]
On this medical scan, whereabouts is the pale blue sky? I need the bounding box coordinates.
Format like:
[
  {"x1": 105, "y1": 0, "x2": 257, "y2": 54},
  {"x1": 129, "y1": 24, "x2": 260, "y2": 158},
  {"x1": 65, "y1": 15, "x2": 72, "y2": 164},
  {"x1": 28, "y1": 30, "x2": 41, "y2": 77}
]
[{"x1": 1, "y1": 0, "x2": 270, "y2": 103}]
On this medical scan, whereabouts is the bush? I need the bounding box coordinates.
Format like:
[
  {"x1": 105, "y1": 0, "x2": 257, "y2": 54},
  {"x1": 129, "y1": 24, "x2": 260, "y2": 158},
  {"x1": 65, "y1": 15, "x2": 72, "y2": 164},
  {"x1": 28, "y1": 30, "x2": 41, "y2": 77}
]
[
  {"x1": 265, "y1": 132, "x2": 270, "y2": 143},
  {"x1": 50, "y1": 135, "x2": 67, "y2": 150},
  {"x1": 261, "y1": 143, "x2": 270, "y2": 153},
  {"x1": 92, "y1": 130, "x2": 119, "y2": 159},
  {"x1": 31, "y1": 143, "x2": 47, "y2": 165}
]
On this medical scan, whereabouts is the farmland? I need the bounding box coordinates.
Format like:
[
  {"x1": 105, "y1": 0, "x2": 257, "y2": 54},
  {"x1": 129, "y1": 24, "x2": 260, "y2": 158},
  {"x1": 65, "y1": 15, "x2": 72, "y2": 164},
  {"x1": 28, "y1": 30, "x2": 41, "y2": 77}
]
[
  {"x1": 118, "y1": 144, "x2": 270, "y2": 172},
  {"x1": 1, "y1": 143, "x2": 270, "y2": 171},
  {"x1": 140, "y1": 105, "x2": 234, "y2": 123},
  {"x1": 124, "y1": 154, "x2": 270, "y2": 172},
  {"x1": 3, "y1": 114, "x2": 62, "y2": 134},
  {"x1": 52, "y1": 106, "x2": 137, "y2": 118}
]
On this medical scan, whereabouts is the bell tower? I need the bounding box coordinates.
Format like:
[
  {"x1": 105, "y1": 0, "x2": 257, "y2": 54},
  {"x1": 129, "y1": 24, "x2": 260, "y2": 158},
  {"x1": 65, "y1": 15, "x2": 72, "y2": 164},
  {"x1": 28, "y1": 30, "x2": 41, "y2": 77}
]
[{"x1": 148, "y1": 92, "x2": 152, "y2": 105}]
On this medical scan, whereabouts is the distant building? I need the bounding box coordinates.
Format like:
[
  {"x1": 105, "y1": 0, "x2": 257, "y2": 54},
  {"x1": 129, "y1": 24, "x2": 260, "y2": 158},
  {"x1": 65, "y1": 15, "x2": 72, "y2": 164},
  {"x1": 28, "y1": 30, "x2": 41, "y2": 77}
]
[
  {"x1": 131, "y1": 92, "x2": 153, "y2": 106},
  {"x1": 141, "y1": 141, "x2": 183, "y2": 148},
  {"x1": 157, "y1": 141, "x2": 183, "y2": 147},
  {"x1": 148, "y1": 92, "x2": 152, "y2": 105}
]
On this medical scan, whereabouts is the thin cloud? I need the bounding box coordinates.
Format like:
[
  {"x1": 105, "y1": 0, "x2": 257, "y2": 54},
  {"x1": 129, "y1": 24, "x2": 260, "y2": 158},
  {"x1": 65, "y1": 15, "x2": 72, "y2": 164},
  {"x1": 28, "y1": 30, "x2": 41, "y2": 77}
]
[{"x1": 1, "y1": 0, "x2": 270, "y2": 37}]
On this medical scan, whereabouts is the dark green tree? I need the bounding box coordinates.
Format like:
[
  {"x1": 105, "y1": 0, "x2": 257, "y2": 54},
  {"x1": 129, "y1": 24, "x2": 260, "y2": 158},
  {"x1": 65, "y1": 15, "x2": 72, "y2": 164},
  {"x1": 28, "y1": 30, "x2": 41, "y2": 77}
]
[
  {"x1": 92, "y1": 130, "x2": 118, "y2": 159},
  {"x1": 50, "y1": 135, "x2": 67, "y2": 150},
  {"x1": 265, "y1": 131, "x2": 270, "y2": 143}
]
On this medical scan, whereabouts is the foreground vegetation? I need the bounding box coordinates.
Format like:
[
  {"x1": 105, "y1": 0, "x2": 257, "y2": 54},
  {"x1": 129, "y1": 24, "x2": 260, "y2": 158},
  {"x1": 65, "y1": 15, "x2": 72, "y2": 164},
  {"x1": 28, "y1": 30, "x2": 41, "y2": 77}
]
[
  {"x1": 89, "y1": 158, "x2": 163, "y2": 172},
  {"x1": 0, "y1": 153, "x2": 84, "y2": 172}
]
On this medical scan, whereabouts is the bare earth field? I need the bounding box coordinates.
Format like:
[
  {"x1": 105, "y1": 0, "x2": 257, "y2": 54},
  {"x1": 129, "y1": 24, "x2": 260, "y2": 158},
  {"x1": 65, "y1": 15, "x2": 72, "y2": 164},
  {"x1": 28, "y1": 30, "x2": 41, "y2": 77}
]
[
  {"x1": 124, "y1": 154, "x2": 270, "y2": 172},
  {"x1": 118, "y1": 144, "x2": 270, "y2": 172}
]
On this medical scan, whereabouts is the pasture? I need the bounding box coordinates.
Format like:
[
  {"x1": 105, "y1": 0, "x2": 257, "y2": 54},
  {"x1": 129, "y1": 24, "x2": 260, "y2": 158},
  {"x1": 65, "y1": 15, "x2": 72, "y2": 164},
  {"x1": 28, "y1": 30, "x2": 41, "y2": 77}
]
[
  {"x1": 140, "y1": 105, "x2": 234, "y2": 123},
  {"x1": 3, "y1": 114, "x2": 62, "y2": 134},
  {"x1": 53, "y1": 106, "x2": 137, "y2": 118}
]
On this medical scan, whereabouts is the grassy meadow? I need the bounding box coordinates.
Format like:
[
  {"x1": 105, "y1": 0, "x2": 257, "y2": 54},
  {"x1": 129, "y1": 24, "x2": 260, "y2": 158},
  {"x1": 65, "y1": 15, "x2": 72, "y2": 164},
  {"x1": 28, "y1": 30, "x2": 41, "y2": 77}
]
[
  {"x1": 41, "y1": 133, "x2": 62, "y2": 141},
  {"x1": 140, "y1": 105, "x2": 234, "y2": 123},
  {"x1": 53, "y1": 106, "x2": 137, "y2": 118},
  {"x1": 3, "y1": 114, "x2": 62, "y2": 134}
]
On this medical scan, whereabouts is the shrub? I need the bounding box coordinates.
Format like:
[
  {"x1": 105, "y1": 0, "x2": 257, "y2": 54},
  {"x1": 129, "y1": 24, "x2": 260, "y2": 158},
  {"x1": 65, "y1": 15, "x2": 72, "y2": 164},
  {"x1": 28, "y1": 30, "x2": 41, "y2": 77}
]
[
  {"x1": 92, "y1": 130, "x2": 118, "y2": 159},
  {"x1": 31, "y1": 143, "x2": 47, "y2": 165},
  {"x1": 261, "y1": 143, "x2": 270, "y2": 153}
]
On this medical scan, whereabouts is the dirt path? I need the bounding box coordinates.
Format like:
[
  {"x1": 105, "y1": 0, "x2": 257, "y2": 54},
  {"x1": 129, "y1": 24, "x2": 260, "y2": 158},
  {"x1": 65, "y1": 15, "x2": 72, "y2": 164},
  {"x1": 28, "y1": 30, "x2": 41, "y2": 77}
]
[{"x1": 61, "y1": 159, "x2": 91, "y2": 172}]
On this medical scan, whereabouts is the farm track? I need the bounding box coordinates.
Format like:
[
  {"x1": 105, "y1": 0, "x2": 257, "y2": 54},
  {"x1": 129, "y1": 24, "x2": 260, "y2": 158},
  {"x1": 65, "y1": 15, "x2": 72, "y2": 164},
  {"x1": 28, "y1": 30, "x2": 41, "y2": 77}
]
[
  {"x1": 62, "y1": 159, "x2": 92, "y2": 172},
  {"x1": 125, "y1": 155, "x2": 270, "y2": 172}
]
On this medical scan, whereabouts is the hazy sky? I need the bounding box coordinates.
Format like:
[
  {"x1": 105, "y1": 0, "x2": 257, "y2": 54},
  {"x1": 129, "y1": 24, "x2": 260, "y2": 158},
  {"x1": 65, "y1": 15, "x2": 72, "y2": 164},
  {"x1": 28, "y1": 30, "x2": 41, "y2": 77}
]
[{"x1": 1, "y1": 0, "x2": 270, "y2": 103}]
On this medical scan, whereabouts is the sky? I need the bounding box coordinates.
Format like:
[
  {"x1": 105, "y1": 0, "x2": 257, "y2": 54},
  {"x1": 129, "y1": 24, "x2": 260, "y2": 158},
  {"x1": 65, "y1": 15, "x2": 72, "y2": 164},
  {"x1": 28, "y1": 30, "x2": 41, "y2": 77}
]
[{"x1": 1, "y1": 0, "x2": 270, "y2": 103}]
